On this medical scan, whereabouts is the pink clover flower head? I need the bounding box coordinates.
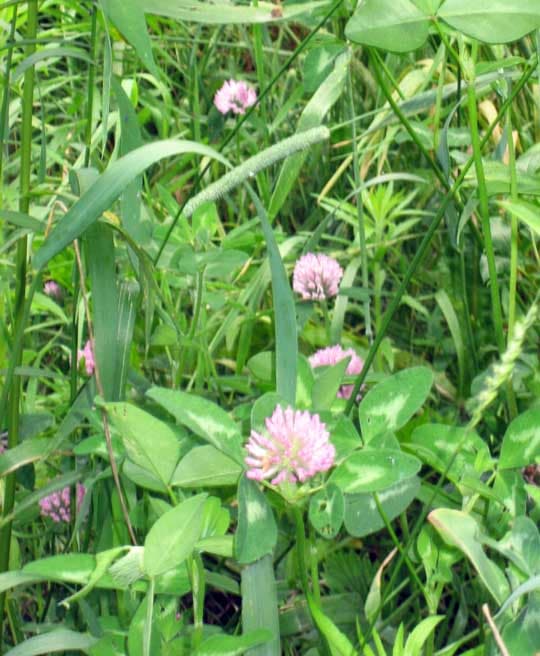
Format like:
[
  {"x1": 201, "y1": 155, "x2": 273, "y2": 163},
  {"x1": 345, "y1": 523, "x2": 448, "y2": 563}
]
[
  {"x1": 245, "y1": 405, "x2": 335, "y2": 485},
  {"x1": 214, "y1": 79, "x2": 257, "y2": 115},
  {"x1": 39, "y1": 483, "x2": 86, "y2": 524},
  {"x1": 77, "y1": 340, "x2": 95, "y2": 376},
  {"x1": 309, "y1": 345, "x2": 364, "y2": 399},
  {"x1": 293, "y1": 253, "x2": 343, "y2": 301},
  {"x1": 44, "y1": 280, "x2": 62, "y2": 299}
]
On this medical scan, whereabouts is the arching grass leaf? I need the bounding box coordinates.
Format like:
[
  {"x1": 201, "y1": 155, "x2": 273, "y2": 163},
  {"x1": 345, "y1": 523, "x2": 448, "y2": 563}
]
[{"x1": 34, "y1": 140, "x2": 228, "y2": 268}]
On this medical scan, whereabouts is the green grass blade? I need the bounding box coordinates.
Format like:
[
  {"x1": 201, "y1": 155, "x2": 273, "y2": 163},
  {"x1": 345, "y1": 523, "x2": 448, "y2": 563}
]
[
  {"x1": 34, "y1": 140, "x2": 229, "y2": 268},
  {"x1": 435, "y1": 289, "x2": 467, "y2": 398},
  {"x1": 12, "y1": 47, "x2": 92, "y2": 82},
  {"x1": 112, "y1": 77, "x2": 149, "y2": 244},
  {"x1": 241, "y1": 555, "x2": 281, "y2": 656},
  {"x1": 246, "y1": 186, "x2": 297, "y2": 405},
  {"x1": 101, "y1": 0, "x2": 159, "y2": 78},
  {"x1": 139, "y1": 0, "x2": 330, "y2": 24},
  {"x1": 4, "y1": 629, "x2": 97, "y2": 656},
  {"x1": 85, "y1": 223, "x2": 119, "y2": 401}
]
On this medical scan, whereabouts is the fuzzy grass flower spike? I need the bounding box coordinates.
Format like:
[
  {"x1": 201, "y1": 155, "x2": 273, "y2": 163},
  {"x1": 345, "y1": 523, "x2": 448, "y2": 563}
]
[
  {"x1": 310, "y1": 345, "x2": 364, "y2": 399},
  {"x1": 293, "y1": 253, "x2": 343, "y2": 301},
  {"x1": 39, "y1": 483, "x2": 86, "y2": 524},
  {"x1": 245, "y1": 405, "x2": 335, "y2": 485},
  {"x1": 214, "y1": 79, "x2": 257, "y2": 115}
]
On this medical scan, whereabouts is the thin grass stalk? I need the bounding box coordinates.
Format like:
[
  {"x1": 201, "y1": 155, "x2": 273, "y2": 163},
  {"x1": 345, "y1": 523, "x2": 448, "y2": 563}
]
[
  {"x1": 505, "y1": 89, "x2": 519, "y2": 420},
  {"x1": 308, "y1": 525, "x2": 321, "y2": 604},
  {"x1": 348, "y1": 67, "x2": 372, "y2": 342},
  {"x1": 189, "y1": 29, "x2": 202, "y2": 143},
  {"x1": 372, "y1": 46, "x2": 478, "y2": 375},
  {"x1": 251, "y1": 0, "x2": 270, "y2": 204},
  {"x1": 154, "y1": 0, "x2": 345, "y2": 265},
  {"x1": 84, "y1": 1, "x2": 98, "y2": 167},
  {"x1": 0, "y1": 0, "x2": 38, "y2": 634},
  {"x1": 252, "y1": 10, "x2": 266, "y2": 128},
  {"x1": 432, "y1": 49, "x2": 447, "y2": 152},
  {"x1": 69, "y1": 1, "x2": 99, "y2": 404},
  {"x1": 72, "y1": 240, "x2": 137, "y2": 545},
  {"x1": 0, "y1": 273, "x2": 41, "y2": 437},
  {"x1": 465, "y1": 44, "x2": 505, "y2": 355},
  {"x1": 0, "y1": 4, "x2": 17, "y2": 200},
  {"x1": 142, "y1": 577, "x2": 155, "y2": 656},
  {"x1": 292, "y1": 507, "x2": 330, "y2": 656},
  {"x1": 506, "y1": 98, "x2": 518, "y2": 340},
  {"x1": 460, "y1": 251, "x2": 478, "y2": 376},
  {"x1": 175, "y1": 269, "x2": 205, "y2": 387},
  {"x1": 537, "y1": 31, "x2": 540, "y2": 141},
  {"x1": 345, "y1": 58, "x2": 537, "y2": 415},
  {"x1": 188, "y1": 553, "x2": 205, "y2": 651},
  {"x1": 370, "y1": 49, "x2": 455, "y2": 198}
]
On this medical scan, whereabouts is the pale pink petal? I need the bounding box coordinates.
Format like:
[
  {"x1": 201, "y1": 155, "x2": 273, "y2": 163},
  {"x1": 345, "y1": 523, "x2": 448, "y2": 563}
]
[
  {"x1": 244, "y1": 405, "x2": 335, "y2": 485},
  {"x1": 293, "y1": 253, "x2": 343, "y2": 301},
  {"x1": 44, "y1": 281, "x2": 62, "y2": 299},
  {"x1": 78, "y1": 340, "x2": 95, "y2": 376},
  {"x1": 214, "y1": 79, "x2": 257, "y2": 115},
  {"x1": 309, "y1": 345, "x2": 364, "y2": 400}
]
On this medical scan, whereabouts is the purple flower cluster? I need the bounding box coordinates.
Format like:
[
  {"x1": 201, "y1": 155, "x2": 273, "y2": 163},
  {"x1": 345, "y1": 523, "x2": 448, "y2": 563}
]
[
  {"x1": 309, "y1": 345, "x2": 364, "y2": 399},
  {"x1": 214, "y1": 79, "x2": 257, "y2": 115},
  {"x1": 245, "y1": 405, "x2": 335, "y2": 485},
  {"x1": 293, "y1": 253, "x2": 343, "y2": 301},
  {"x1": 39, "y1": 483, "x2": 86, "y2": 523},
  {"x1": 77, "y1": 340, "x2": 95, "y2": 376},
  {"x1": 44, "y1": 280, "x2": 62, "y2": 300}
]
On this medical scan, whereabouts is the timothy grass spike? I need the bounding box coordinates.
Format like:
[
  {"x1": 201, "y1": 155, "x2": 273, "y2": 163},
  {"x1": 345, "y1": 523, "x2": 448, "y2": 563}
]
[
  {"x1": 183, "y1": 126, "x2": 330, "y2": 218},
  {"x1": 468, "y1": 295, "x2": 539, "y2": 429}
]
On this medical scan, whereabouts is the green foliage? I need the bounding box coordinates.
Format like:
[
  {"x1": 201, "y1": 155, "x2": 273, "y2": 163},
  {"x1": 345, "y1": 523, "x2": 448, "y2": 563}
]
[
  {"x1": 308, "y1": 484, "x2": 345, "y2": 539},
  {"x1": 358, "y1": 367, "x2": 433, "y2": 442},
  {"x1": 1, "y1": 1, "x2": 540, "y2": 654},
  {"x1": 143, "y1": 494, "x2": 207, "y2": 576},
  {"x1": 346, "y1": 0, "x2": 540, "y2": 51},
  {"x1": 330, "y1": 449, "x2": 421, "y2": 494},
  {"x1": 235, "y1": 477, "x2": 277, "y2": 564}
]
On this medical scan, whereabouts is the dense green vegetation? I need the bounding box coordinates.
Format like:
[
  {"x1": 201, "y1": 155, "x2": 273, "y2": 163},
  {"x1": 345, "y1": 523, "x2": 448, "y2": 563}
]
[{"x1": 1, "y1": 1, "x2": 540, "y2": 654}]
